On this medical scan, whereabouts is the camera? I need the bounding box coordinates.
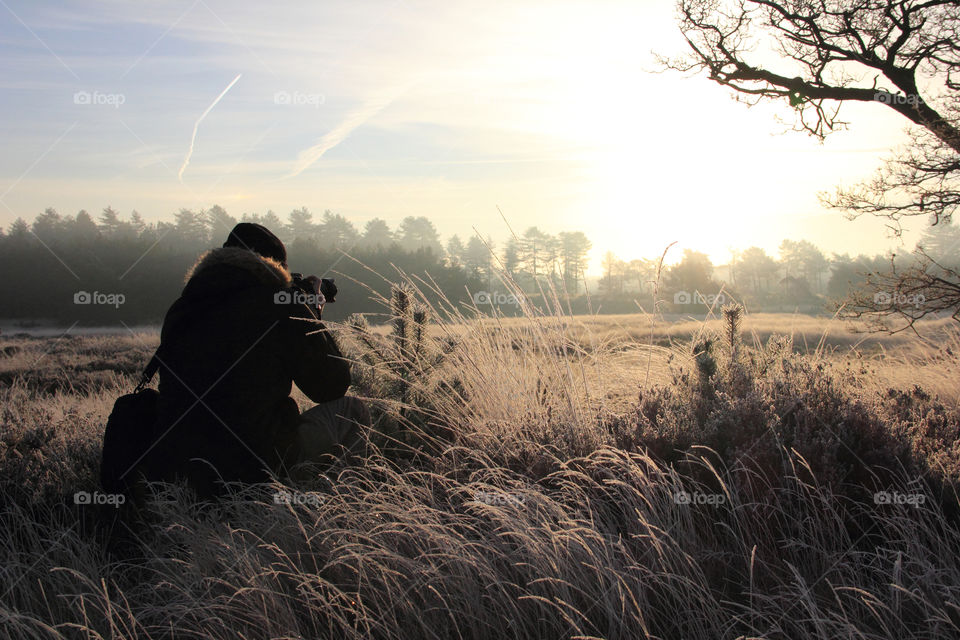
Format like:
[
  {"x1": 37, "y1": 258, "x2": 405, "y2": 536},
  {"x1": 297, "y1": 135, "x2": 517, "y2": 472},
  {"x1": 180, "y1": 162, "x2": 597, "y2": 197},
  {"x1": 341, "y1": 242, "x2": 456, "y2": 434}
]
[{"x1": 290, "y1": 273, "x2": 337, "y2": 303}]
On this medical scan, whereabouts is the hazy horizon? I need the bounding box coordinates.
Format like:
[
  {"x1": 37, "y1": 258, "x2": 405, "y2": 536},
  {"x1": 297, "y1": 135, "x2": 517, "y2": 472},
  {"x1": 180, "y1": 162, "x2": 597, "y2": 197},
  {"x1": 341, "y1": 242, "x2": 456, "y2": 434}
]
[{"x1": 0, "y1": 0, "x2": 928, "y2": 274}]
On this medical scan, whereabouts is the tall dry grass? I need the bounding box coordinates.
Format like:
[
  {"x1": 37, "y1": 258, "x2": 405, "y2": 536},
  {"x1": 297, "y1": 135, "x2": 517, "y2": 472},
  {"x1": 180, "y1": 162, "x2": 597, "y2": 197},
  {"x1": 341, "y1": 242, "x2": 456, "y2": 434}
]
[{"x1": 1, "y1": 278, "x2": 959, "y2": 639}]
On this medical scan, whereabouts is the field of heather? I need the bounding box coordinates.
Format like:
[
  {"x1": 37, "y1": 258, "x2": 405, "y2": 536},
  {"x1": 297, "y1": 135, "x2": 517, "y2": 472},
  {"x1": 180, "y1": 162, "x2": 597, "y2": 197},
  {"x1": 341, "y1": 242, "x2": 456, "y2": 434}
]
[{"x1": 2, "y1": 295, "x2": 959, "y2": 639}]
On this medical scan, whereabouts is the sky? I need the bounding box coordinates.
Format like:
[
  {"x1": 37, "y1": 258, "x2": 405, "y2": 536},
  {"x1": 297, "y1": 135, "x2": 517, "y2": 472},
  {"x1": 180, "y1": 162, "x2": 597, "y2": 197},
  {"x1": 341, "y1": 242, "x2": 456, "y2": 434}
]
[{"x1": 0, "y1": 0, "x2": 930, "y2": 273}]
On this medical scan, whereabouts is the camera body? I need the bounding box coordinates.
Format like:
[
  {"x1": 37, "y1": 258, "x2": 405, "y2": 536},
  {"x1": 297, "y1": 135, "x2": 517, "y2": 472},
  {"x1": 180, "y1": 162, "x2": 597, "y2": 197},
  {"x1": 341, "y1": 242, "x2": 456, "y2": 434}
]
[{"x1": 290, "y1": 273, "x2": 337, "y2": 303}]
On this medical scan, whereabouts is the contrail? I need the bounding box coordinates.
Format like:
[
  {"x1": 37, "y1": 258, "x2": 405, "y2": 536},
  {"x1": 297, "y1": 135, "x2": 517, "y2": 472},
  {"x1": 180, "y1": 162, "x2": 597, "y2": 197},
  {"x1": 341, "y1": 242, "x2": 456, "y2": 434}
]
[
  {"x1": 286, "y1": 88, "x2": 402, "y2": 178},
  {"x1": 178, "y1": 73, "x2": 242, "y2": 183}
]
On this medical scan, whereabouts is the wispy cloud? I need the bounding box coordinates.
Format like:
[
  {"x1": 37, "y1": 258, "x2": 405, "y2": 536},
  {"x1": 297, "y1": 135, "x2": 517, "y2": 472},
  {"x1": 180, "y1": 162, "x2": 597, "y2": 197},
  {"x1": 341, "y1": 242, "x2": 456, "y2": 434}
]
[
  {"x1": 286, "y1": 87, "x2": 405, "y2": 179},
  {"x1": 178, "y1": 72, "x2": 242, "y2": 183}
]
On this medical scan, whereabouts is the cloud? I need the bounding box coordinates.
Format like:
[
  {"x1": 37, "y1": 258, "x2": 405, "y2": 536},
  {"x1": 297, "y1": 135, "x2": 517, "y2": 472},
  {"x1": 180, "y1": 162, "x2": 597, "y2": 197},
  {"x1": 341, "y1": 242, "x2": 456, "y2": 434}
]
[
  {"x1": 285, "y1": 86, "x2": 406, "y2": 178},
  {"x1": 178, "y1": 72, "x2": 242, "y2": 183}
]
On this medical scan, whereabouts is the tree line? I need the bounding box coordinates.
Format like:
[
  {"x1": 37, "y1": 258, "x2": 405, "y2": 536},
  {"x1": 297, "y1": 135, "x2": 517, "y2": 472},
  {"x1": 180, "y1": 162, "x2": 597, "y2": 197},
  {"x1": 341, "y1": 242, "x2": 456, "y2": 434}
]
[
  {"x1": 0, "y1": 206, "x2": 594, "y2": 325},
  {"x1": 3, "y1": 204, "x2": 957, "y2": 325},
  {"x1": 598, "y1": 226, "x2": 960, "y2": 315}
]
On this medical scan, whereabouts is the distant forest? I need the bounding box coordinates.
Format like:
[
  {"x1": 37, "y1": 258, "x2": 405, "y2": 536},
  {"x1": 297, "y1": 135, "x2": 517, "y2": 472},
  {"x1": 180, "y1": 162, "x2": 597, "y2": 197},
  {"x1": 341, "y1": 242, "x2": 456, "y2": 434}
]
[{"x1": 2, "y1": 205, "x2": 959, "y2": 325}]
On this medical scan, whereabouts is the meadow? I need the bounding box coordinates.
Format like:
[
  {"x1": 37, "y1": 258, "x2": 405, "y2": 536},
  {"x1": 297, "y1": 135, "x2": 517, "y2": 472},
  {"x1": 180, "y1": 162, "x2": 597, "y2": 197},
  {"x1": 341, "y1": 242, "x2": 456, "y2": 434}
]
[{"x1": 2, "y1": 289, "x2": 959, "y2": 639}]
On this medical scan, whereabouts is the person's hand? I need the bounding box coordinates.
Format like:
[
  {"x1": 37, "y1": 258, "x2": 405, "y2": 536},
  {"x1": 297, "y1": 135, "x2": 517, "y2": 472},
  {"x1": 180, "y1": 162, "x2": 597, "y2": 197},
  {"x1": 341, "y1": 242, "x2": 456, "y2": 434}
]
[{"x1": 300, "y1": 275, "x2": 326, "y2": 316}]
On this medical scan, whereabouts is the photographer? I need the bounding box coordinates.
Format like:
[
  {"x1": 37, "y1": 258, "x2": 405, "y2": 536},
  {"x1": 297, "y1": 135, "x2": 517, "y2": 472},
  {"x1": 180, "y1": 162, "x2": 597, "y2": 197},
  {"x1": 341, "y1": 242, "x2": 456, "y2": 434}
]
[{"x1": 149, "y1": 223, "x2": 368, "y2": 497}]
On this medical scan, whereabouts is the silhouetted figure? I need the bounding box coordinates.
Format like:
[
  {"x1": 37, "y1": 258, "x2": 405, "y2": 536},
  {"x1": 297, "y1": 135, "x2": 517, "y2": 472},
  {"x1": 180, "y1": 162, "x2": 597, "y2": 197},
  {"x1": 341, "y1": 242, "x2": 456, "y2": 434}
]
[{"x1": 147, "y1": 223, "x2": 368, "y2": 497}]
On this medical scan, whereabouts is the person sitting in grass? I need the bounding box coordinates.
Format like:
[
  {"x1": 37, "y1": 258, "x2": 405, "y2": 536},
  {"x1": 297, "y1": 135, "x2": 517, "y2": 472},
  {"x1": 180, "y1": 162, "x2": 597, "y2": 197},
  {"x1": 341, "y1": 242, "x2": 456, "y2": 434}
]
[{"x1": 145, "y1": 222, "x2": 368, "y2": 497}]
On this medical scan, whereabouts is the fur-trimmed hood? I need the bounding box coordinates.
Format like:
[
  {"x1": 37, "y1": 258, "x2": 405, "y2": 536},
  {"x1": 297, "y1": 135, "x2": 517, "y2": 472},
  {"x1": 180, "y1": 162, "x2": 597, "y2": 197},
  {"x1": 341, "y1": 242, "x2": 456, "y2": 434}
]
[{"x1": 183, "y1": 247, "x2": 292, "y2": 293}]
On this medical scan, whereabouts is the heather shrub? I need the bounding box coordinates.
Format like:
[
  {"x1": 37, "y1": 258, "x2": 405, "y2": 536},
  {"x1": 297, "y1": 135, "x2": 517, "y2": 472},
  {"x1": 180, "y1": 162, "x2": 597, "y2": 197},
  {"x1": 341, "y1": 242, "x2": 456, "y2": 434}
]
[
  {"x1": 623, "y1": 305, "x2": 956, "y2": 507},
  {"x1": 0, "y1": 381, "x2": 107, "y2": 507}
]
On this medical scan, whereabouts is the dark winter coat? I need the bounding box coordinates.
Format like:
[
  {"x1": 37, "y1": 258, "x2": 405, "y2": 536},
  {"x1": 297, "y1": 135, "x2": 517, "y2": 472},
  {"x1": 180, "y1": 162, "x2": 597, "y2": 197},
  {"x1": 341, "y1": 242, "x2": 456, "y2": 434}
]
[{"x1": 149, "y1": 247, "x2": 350, "y2": 495}]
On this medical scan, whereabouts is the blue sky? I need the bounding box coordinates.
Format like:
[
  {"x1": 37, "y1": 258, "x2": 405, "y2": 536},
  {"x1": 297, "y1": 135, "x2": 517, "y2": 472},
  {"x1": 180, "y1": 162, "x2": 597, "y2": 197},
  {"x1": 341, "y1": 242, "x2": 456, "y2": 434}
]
[{"x1": 0, "y1": 0, "x2": 924, "y2": 272}]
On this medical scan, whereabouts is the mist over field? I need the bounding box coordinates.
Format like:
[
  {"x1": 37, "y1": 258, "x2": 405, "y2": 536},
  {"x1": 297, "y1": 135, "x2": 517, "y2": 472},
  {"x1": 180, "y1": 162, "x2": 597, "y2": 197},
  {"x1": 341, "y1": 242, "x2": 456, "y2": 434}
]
[{"x1": 2, "y1": 1, "x2": 960, "y2": 639}]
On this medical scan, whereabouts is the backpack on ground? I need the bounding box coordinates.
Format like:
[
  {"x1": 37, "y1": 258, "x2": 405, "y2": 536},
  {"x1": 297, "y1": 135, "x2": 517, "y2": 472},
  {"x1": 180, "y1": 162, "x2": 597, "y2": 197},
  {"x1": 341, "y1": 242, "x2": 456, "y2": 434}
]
[{"x1": 100, "y1": 350, "x2": 162, "y2": 498}]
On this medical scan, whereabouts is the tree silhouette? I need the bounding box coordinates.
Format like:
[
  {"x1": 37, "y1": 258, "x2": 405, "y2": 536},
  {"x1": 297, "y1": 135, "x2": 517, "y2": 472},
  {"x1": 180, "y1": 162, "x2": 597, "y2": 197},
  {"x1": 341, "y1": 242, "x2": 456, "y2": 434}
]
[
  {"x1": 287, "y1": 206, "x2": 315, "y2": 241},
  {"x1": 8, "y1": 217, "x2": 29, "y2": 239},
  {"x1": 464, "y1": 236, "x2": 494, "y2": 285},
  {"x1": 666, "y1": 250, "x2": 722, "y2": 304},
  {"x1": 599, "y1": 251, "x2": 627, "y2": 295},
  {"x1": 173, "y1": 209, "x2": 208, "y2": 248},
  {"x1": 827, "y1": 253, "x2": 890, "y2": 299},
  {"x1": 397, "y1": 216, "x2": 442, "y2": 255},
  {"x1": 736, "y1": 247, "x2": 779, "y2": 295},
  {"x1": 558, "y1": 231, "x2": 592, "y2": 294},
  {"x1": 519, "y1": 227, "x2": 553, "y2": 282},
  {"x1": 129, "y1": 210, "x2": 146, "y2": 236},
  {"x1": 32, "y1": 208, "x2": 62, "y2": 242},
  {"x1": 916, "y1": 221, "x2": 960, "y2": 268},
  {"x1": 627, "y1": 258, "x2": 656, "y2": 295},
  {"x1": 663, "y1": 0, "x2": 960, "y2": 151},
  {"x1": 207, "y1": 205, "x2": 237, "y2": 243},
  {"x1": 502, "y1": 236, "x2": 521, "y2": 279},
  {"x1": 446, "y1": 235, "x2": 466, "y2": 267},
  {"x1": 317, "y1": 210, "x2": 359, "y2": 250},
  {"x1": 98, "y1": 206, "x2": 123, "y2": 236},
  {"x1": 361, "y1": 218, "x2": 394, "y2": 250},
  {"x1": 798, "y1": 241, "x2": 829, "y2": 292},
  {"x1": 67, "y1": 210, "x2": 100, "y2": 244}
]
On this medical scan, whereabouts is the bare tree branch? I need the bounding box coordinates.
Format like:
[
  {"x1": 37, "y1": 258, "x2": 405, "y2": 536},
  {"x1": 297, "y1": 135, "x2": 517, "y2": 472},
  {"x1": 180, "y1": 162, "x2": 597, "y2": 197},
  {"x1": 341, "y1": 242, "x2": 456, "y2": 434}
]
[
  {"x1": 661, "y1": 0, "x2": 960, "y2": 331},
  {"x1": 659, "y1": 0, "x2": 960, "y2": 150}
]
